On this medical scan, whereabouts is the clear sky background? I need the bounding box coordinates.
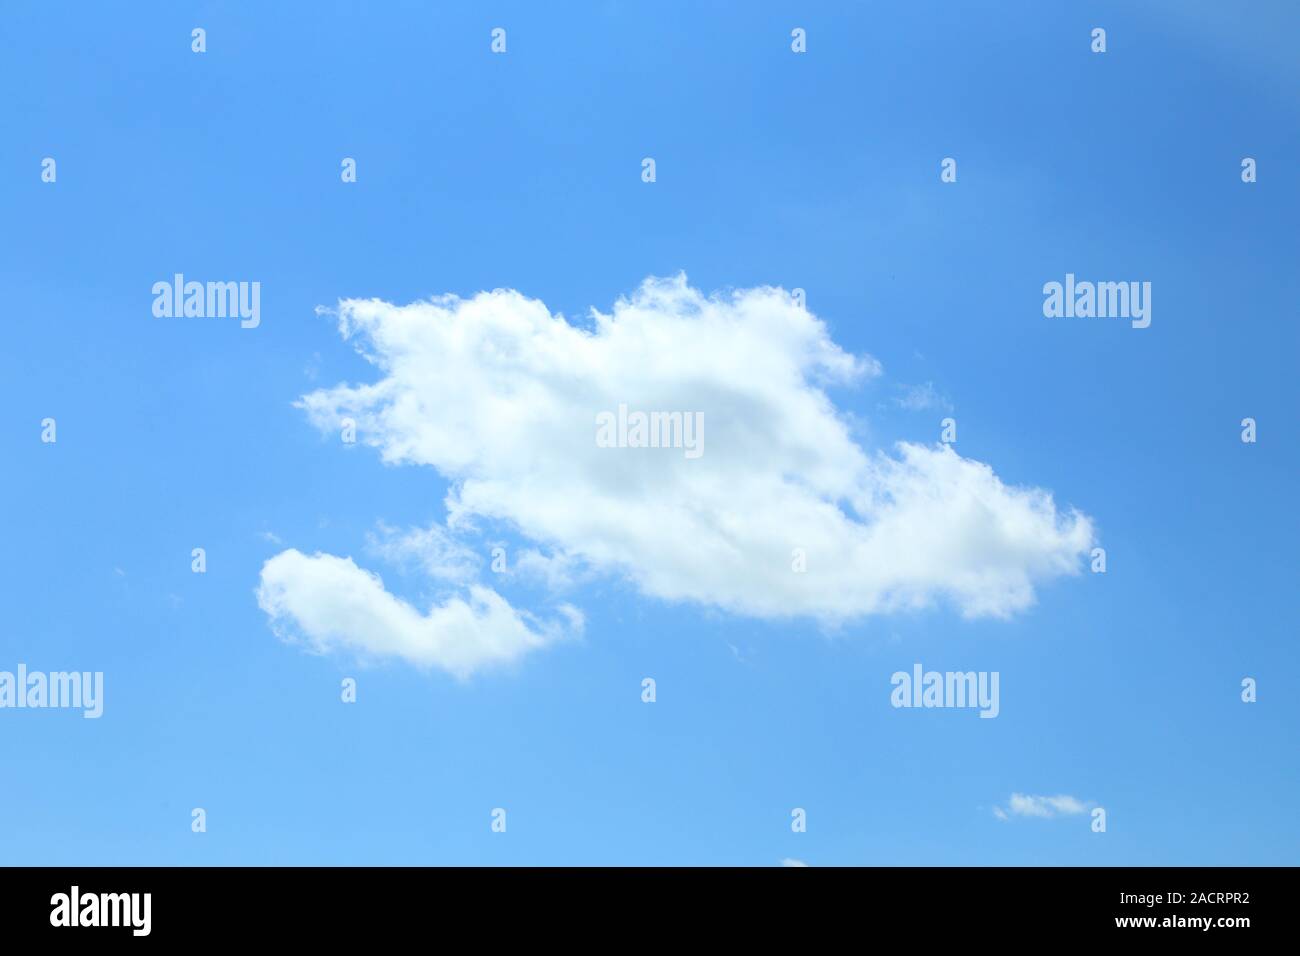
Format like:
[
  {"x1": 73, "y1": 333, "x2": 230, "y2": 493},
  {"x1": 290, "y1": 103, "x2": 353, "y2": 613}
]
[{"x1": 2, "y1": 1, "x2": 1297, "y2": 866}]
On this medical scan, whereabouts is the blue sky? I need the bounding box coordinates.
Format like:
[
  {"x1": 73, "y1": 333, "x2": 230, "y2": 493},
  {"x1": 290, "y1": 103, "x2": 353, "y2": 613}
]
[{"x1": 2, "y1": 1, "x2": 1297, "y2": 866}]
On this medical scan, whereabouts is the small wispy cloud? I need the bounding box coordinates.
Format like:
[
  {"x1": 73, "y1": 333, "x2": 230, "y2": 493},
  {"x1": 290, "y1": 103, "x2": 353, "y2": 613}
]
[
  {"x1": 893, "y1": 381, "x2": 952, "y2": 412},
  {"x1": 780, "y1": 858, "x2": 810, "y2": 867},
  {"x1": 366, "y1": 521, "x2": 480, "y2": 583},
  {"x1": 513, "y1": 548, "x2": 586, "y2": 590},
  {"x1": 724, "y1": 640, "x2": 750, "y2": 665},
  {"x1": 995, "y1": 793, "x2": 1090, "y2": 820}
]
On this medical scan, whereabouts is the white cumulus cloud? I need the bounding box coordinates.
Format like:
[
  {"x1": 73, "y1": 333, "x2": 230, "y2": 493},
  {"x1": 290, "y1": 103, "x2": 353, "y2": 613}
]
[
  {"x1": 258, "y1": 275, "x2": 1095, "y2": 674},
  {"x1": 256, "y1": 549, "x2": 579, "y2": 679}
]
